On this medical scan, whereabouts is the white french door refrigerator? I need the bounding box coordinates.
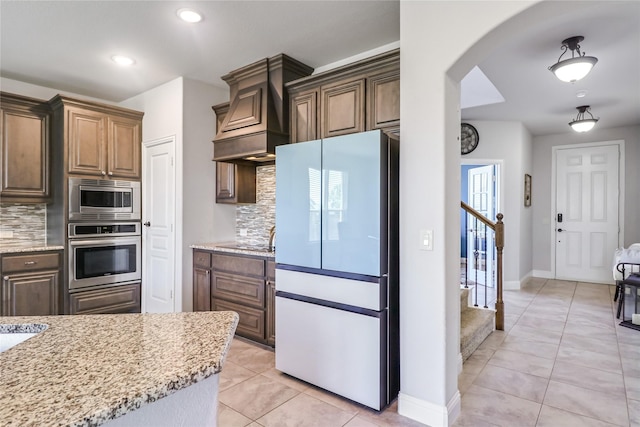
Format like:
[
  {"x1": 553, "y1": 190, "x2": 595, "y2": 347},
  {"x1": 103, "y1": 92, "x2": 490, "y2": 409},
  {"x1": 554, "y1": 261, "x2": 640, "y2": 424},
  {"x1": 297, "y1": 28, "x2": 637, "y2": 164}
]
[{"x1": 275, "y1": 129, "x2": 399, "y2": 410}]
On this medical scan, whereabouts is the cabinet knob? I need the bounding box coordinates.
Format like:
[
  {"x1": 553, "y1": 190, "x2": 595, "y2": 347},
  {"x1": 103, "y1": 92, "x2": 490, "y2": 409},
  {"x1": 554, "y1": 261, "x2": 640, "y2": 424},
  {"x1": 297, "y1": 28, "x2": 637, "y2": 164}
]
[
  {"x1": 108, "y1": 172, "x2": 113, "y2": 176},
  {"x1": 101, "y1": 171, "x2": 106, "y2": 176},
  {"x1": 3, "y1": 276, "x2": 8, "y2": 281}
]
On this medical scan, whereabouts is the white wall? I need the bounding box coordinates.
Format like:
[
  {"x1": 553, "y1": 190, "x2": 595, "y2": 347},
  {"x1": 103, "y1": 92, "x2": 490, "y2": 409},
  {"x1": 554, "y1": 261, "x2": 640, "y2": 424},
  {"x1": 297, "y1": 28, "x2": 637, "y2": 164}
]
[
  {"x1": 399, "y1": 2, "x2": 539, "y2": 425},
  {"x1": 462, "y1": 121, "x2": 533, "y2": 287},
  {"x1": 182, "y1": 78, "x2": 235, "y2": 312},
  {"x1": 532, "y1": 124, "x2": 640, "y2": 275}
]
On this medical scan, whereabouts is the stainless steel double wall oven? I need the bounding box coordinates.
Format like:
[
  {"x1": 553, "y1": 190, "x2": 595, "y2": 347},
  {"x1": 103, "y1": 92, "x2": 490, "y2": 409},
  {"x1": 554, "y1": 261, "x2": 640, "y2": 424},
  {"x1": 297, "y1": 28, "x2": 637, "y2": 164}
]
[{"x1": 67, "y1": 178, "x2": 141, "y2": 292}]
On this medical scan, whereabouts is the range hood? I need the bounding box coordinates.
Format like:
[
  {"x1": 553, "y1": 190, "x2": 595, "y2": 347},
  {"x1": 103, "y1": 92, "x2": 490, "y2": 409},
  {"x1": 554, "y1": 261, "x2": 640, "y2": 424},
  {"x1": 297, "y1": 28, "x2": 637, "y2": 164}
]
[{"x1": 212, "y1": 54, "x2": 313, "y2": 163}]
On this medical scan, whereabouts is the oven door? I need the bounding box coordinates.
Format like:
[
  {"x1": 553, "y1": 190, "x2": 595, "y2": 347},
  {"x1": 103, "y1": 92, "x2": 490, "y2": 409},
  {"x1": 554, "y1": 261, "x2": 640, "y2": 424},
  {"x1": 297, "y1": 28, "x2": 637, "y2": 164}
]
[{"x1": 69, "y1": 236, "x2": 141, "y2": 291}]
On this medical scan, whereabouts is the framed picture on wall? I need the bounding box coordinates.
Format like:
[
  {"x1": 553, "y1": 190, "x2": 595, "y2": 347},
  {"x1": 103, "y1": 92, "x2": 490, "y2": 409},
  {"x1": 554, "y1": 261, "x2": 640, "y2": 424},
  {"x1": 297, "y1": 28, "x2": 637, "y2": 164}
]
[{"x1": 524, "y1": 174, "x2": 532, "y2": 207}]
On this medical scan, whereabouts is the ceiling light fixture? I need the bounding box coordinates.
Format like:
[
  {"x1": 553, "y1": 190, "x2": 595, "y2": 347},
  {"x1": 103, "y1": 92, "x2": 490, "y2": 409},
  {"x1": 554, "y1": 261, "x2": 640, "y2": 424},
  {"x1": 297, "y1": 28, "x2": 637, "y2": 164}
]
[
  {"x1": 569, "y1": 105, "x2": 599, "y2": 132},
  {"x1": 111, "y1": 55, "x2": 135, "y2": 66},
  {"x1": 549, "y1": 36, "x2": 598, "y2": 83},
  {"x1": 177, "y1": 8, "x2": 203, "y2": 23}
]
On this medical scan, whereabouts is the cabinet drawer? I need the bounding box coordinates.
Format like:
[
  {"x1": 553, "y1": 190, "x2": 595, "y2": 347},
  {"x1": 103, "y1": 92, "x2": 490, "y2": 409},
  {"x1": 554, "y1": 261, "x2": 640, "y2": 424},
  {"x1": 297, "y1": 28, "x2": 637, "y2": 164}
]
[
  {"x1": 193, "y1": 250, "x2": 212, "y2": 268},
  {"x1": 2, "y1": 252, "x2": 60, "y2": 273},
  {"x1": 69, "y1": 283, "x2": 141, "y2": 315},
  {"x1": 212, "y1": 298, "x2": 265, "y2": 342},
  {"x1": 212, "y1": 253, "x2": 264, "y2": 277},
  {"x1": 212, "y1": 271, "x2": 264, "y2": 308}
]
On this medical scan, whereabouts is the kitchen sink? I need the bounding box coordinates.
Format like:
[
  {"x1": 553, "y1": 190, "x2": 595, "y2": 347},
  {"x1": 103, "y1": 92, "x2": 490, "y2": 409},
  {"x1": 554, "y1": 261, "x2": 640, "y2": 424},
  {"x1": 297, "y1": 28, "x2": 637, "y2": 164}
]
[{"x1": 0, "y1": 324, "x2": 48, "y2": 353}]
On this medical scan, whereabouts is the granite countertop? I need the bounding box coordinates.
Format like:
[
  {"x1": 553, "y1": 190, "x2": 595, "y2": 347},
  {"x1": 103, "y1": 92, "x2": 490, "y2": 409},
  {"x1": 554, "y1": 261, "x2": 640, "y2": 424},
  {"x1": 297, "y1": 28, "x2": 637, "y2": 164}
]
[
  {"x1": 0, "y1": 311, "x2": 239, "y2": 427},
  {"x1": 191, "y1": 241, "x2": 276, "y2": 258},
  {"x1": 0, "y1": 244, "x2": 65, "y2": 254}
]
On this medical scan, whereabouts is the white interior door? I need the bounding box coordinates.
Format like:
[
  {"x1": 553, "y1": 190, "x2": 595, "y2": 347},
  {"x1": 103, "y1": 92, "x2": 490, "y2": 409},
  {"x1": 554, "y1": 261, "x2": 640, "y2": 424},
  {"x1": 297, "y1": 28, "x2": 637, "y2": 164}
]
[
  {"x1": 555, "y1": 144, "x2": 620, "y2": 283},
  {"x1": 143, "y1": 137, "x2": 176, "y2": 313},
  {"x1": 466, "y1": 165, "x2": 495, "y2": 287}
]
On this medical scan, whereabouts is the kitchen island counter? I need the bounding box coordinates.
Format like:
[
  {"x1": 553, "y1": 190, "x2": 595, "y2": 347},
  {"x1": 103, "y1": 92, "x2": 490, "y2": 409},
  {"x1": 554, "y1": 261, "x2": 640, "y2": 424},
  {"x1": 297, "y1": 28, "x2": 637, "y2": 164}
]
[
  {"x1": 0, "y1": 311, "x2": 238, "y2": 427},
  {"x1": 191, "y1": 241, "x2": 275, "y2": 258}
]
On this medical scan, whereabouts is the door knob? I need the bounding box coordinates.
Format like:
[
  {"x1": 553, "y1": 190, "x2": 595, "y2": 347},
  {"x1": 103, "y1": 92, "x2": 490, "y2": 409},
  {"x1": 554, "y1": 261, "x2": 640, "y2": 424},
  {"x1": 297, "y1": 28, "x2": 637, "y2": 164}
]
[
  {"x1": 557, "y1": 228, "x2": 564, "y2": 232},
  {"x1": 143, "y1": 221, "x2": 151, "y2": 227}
]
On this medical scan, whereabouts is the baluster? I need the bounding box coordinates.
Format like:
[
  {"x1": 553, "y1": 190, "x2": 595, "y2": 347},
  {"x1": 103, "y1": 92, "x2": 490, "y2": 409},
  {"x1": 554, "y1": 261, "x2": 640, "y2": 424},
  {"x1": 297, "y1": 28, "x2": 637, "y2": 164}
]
[{"x1": 474, "y1": 217, "x2": 479, "y2": 307}]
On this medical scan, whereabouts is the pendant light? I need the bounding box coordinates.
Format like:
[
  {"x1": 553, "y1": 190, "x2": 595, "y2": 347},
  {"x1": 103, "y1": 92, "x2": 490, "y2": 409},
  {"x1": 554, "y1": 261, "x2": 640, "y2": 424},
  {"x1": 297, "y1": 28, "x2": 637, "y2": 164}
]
[
  {"x1": 569, "y1": 106, "x2": 599, "y2": 132},
  {"x1": 549, "y1": 36, "x2": 598, "y2": 83}
]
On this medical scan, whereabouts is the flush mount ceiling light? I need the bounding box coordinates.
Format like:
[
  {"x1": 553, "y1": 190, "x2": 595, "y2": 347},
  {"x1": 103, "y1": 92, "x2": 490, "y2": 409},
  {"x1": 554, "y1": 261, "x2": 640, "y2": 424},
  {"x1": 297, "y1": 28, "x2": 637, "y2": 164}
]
[
  {"x1": 111, "y1": 55, "x2": 135, "y2": 66},
  {"x1": 549, "y1": 36, "x2": 598, "y2": 83},
  {"x1": 177, "y1": 8, "x2": 203, "y2": 23},
  {"x1": 569, "y1": 105, "x2": 599, "y2": 132}
]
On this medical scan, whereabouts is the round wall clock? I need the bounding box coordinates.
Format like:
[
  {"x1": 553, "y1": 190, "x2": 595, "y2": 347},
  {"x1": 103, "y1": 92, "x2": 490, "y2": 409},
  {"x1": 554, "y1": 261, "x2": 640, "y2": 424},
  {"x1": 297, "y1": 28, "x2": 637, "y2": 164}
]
[{"x1": 460, "y1": 123, "x2": 479, "y2": 155}]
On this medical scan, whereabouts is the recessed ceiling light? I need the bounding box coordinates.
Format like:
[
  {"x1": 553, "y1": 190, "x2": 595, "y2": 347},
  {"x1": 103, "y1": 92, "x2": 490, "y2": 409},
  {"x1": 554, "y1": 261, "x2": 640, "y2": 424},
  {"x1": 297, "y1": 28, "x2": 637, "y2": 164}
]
[
  {"x1": 576, "y1": 90, "x2": 588, "y2": 98},
  {"x1": 111, "y1": 55, "x2": 135, "y2": 66},
  {"x1": 177, "y1": 8, "x2": 203, "y2": 23}
]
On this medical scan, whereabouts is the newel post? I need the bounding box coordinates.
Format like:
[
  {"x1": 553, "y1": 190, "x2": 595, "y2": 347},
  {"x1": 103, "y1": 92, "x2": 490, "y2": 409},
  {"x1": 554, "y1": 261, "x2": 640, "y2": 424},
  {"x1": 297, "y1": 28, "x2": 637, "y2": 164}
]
[{"x1": 494, "y1": 213, "x2": 504, "y2": 331}]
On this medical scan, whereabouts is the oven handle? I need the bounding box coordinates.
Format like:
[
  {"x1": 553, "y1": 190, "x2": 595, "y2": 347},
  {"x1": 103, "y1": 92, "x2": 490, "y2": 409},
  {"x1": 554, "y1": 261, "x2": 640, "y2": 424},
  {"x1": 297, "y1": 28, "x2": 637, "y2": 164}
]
[{"x1": 69, "y1": 237, "x2": 141, "y2": 247}]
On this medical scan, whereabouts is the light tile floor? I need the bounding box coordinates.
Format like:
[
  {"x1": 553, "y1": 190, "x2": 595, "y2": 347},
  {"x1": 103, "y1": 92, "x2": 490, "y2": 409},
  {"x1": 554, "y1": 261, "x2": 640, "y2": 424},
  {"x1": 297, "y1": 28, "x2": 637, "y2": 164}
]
[{"x1": 218, "y1": 278, "x2": 640, "y2": 426}]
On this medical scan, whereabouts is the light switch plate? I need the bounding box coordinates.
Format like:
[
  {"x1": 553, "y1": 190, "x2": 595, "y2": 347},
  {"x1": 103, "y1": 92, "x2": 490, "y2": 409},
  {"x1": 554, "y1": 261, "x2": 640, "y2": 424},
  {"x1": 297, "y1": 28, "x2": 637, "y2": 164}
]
[
  {"x1": 420, "y1": 229, "x2": 433, "y2": 251},
  {"x1": 239, "y1": 228, "x2": 248, "y2": 237}
]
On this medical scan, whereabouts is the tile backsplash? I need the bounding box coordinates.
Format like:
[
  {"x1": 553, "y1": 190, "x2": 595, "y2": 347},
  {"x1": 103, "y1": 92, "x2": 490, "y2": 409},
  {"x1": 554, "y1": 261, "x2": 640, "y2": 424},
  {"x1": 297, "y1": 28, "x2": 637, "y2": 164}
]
[
  {"x1": 0, "y1": 203, "x2": 47, "y2": 246},
  {"x1": 236, "y1": 164, "x2": 275, "y2": 247}
]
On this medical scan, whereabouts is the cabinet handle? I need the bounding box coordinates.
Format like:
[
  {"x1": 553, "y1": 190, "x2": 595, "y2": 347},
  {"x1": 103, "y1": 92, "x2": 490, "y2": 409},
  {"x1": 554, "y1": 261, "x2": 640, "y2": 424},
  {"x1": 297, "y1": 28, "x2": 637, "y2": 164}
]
[{"x1": 24, "y1": 261, "x2": 37, "y2": 265}]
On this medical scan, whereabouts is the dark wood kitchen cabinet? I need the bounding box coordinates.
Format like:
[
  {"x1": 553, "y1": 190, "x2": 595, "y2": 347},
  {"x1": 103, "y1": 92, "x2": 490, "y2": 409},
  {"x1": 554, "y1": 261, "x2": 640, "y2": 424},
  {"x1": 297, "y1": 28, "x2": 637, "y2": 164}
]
[
  {"x1": 192, "y1": 248, "x2": 275, "y2": 346},
  {"x1": 49, "y1": 95, "x2": 143, "y2": 180},
  {"x1": 193, "y1": 250, "x2": 212, "y2": 311},
  {"x1": 1, "y1": 250, "x2": 61, "y2": 316},
  {"x1": 68, "y1": 283, "x2": 141, "y2": 315},
  {"x1": 266, "y1": 260, "x2": 276, "y2": 347},
  {"x1": 212, "y1": 102, "x2": 256, "y2": 204},
  {"x1": 287, "y1": 48, "x2": 399, "y2": 143},
  {"x1": 0, "y1": 92, "x2": 51, "y2": 203}
]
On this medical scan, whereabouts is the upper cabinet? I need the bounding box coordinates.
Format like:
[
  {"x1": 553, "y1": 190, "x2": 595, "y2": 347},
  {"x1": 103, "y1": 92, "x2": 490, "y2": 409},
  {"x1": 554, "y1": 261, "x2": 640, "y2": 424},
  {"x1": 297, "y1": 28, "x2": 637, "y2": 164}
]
[
  {"x1": 49, "y1": 95, "x2": 143, "y2": 180},
  {"x1": 287, "y1": 49, "x2": 399, "y2": 143},
  {"x1": 0, "y1": 92, "x2": 51, "y2": 203}
]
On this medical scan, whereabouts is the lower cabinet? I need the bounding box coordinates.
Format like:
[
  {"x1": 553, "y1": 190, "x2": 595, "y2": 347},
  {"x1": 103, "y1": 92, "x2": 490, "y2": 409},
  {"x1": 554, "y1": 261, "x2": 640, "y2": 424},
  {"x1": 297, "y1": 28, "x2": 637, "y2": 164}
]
[
  {"x1": 192, "y1": 249, "x2": 275, "y2": 346},
  {"x1": 1, "y1": 250, "x2": 61, "y2": 316},
  {"x1": 69, "y1": 283, "x2": 141, "y2": 315}
]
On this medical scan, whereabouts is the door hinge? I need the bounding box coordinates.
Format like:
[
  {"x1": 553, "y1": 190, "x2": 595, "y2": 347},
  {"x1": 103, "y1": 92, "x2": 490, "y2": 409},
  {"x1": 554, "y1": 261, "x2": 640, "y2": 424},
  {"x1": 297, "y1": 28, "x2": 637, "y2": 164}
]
[
  {"x1": 170, "y1": 290, "x2": 173, "y2": 299},
  {"x1": 171, "y1": 157, "x2": 174, "y2": 166}
]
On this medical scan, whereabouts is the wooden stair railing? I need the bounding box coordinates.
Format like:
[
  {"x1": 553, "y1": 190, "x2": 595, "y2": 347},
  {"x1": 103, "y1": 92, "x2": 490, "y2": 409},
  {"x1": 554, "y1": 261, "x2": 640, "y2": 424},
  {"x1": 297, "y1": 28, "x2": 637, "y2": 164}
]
[{"x1": 461, "y1": 201, "x2": 504, "y2": 331}]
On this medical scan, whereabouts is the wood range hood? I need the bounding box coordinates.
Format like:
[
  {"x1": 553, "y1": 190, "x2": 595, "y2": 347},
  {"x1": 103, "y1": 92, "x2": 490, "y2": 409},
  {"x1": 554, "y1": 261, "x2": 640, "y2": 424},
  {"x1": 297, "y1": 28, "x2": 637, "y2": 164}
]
[{"x1": 212, "y1": 54, "x2": 314, "y2": 163}]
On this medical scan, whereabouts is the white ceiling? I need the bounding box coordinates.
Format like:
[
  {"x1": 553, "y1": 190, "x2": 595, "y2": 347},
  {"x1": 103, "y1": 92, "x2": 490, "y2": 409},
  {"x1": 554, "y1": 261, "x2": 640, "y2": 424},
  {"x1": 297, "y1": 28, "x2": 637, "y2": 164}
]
[{"x1": 1, "y1": 1, "x2": 638, "y2": 137}]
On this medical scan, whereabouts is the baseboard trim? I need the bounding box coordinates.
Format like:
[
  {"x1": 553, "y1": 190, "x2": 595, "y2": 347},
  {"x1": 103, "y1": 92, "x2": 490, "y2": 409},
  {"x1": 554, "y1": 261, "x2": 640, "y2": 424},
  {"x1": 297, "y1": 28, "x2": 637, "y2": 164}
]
[
  {"x1": 504, "y1": 280, "x2": 521, "y2": 290},
  {"x1": 398, "y1": 391, "x2": 461, "y2": 427},
  {"x1": 533, "y1": 270, "x2": 554, "y2": 279}
]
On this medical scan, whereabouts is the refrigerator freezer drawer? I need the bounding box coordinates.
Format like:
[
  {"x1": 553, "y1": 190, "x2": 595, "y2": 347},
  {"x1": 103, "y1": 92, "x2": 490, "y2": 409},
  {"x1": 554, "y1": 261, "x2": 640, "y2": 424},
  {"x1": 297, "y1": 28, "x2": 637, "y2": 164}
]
[
  {"x1": 275, "y1": 295, "x2": 385, "y2": 410},
  {"x1": 275, "y1": 268, "x2": 384, "y2": 311}
]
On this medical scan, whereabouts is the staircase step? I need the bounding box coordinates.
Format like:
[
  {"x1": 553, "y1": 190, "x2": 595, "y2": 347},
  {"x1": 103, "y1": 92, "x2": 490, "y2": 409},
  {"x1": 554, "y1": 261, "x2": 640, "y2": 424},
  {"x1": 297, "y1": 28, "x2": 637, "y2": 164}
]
[{"x1": 460, "y1": 306, "x2": 494, "y2": 361}]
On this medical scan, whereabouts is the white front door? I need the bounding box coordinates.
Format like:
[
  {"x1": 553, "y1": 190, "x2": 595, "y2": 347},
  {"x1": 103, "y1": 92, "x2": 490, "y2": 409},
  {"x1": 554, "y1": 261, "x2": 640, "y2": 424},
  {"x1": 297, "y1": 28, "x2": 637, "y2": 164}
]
[
  {"x1": 466, "y1": 165, "x2": 495, "y2": 287},
  {"x1": 142, "y1": 137, "x2": 176, "y2": 313},
  {"x1": 555, "y1": 144, "x2": 620, "y2": 283}
]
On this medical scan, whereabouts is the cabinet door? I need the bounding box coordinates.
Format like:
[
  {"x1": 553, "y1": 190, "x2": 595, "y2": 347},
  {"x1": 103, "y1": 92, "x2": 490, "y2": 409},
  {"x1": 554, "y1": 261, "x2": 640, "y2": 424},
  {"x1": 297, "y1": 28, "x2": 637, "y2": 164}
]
[
  {"x1": 68, "y1": 108, "x2": 107, "y2": 176},
  {"x1": 0, "y1": 105, "x2": 50, "y2": 202},
  {"x1": 193, "y1": 267, "x2": 211, "y2": 311},
  {"x1": 107, "y1": 115, "x2": 141, "y2": 179},
  {"x1": 322, "y1": 131, "x2": 382, "y2": 276},
  {"x1": 266, "y1": 279, "x2": 276, "y2": 347},
  {"x1": 367, "y1": 70, "x2": 400, "y2": 131},
  {"x1": 290, "y1": 90, "x2": 318, "y2": 143},
  {"x1": 216, "y1": 162, "x2": 256, "y2": 204},
  {"x1": 2, "y1": 270, "x2": 59, "y2": 316},
  {"x1": 320, "y1": 79, "x2": 365, "y2": 139},
  {"x1": 211, "y1": 271, "x2": 264, "y2": 308},
  {"x1": 275, "y1": 139, "x2": 322, "y2": 268}
]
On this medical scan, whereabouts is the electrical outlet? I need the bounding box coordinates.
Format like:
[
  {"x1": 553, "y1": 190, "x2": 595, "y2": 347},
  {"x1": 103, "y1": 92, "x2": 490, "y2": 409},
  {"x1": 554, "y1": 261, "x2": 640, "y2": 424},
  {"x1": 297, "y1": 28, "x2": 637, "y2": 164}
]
[
  {"x1": 420, "y1": 229, "x2": 433, "y2": 251},
  {"x1": 239, "y1": 228, "x2": 248, "y2": 237}
]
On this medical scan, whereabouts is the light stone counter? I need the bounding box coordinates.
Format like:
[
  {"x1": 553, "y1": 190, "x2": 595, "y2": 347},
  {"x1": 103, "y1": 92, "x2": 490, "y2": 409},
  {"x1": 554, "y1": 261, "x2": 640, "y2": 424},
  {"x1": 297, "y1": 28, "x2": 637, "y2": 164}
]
[
  {"x1": 0, "y1": 244, "x2": 65, "y2": 254},
  {"x1": 191, "y1": 241, "x2": 275, "y2": 259},
  {"x1": 0, "y1": 311, "x2": 238, "y2": 427}
]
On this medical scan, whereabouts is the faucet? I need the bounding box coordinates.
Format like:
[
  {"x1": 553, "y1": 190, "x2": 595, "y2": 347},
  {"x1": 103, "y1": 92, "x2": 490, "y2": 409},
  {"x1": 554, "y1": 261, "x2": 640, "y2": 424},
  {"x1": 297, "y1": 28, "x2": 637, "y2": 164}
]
[{"x1": 268, "y1": 226, "x2": 276, "y2": 252}]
